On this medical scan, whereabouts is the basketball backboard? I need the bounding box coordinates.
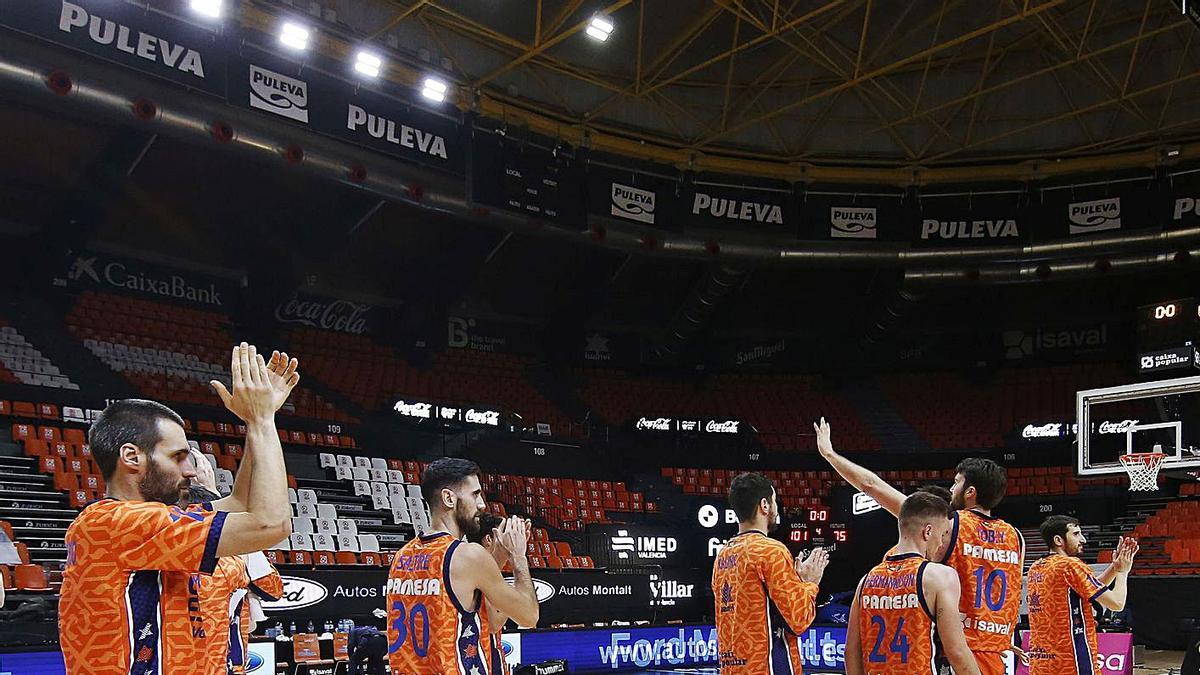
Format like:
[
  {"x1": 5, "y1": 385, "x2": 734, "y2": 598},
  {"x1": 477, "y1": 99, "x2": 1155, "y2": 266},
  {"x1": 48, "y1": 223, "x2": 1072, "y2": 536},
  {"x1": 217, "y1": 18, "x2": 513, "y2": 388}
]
[{"x1": 1076, "y1": 374, "x2": 1200, "y2": 476}]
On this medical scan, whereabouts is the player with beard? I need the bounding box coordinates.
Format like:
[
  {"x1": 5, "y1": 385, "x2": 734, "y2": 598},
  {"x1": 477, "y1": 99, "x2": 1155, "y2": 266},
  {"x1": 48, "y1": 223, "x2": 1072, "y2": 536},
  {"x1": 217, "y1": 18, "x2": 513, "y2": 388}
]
[
  {"x1": 1026, "y1": 517, "x2": 1137, "y2": 675},
  {"x1": 814, "y1": 419, "x2": 1023, "y2": 675},
  {"x1": 387, "y1": 458, "x2": 539, "y2": 674},
  {"x1": 466, "y1": 512, "x2": 524, "y2": 675},
  {"x1": 712, "y1": 472, "x2": 830, "y2": 675},
  {"x1": 60, "y1": 344, "x2": 299, "y2": 675}
]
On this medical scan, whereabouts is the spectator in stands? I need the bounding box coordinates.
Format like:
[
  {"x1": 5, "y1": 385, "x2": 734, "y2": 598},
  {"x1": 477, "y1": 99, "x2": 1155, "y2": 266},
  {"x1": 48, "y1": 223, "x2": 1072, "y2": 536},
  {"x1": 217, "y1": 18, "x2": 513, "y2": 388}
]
[{"x1": 59, "y1": 344, "x2": 299, "y2": 675}]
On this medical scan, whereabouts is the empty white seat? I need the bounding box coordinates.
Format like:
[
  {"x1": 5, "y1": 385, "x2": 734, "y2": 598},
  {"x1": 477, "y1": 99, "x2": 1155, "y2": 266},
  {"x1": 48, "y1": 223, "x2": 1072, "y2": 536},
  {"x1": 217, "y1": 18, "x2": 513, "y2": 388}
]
[
  {"x1": 370, "y1": 458, "x2": 388, "y2": 472},
  {"x1": 295, "y1": 502, "x2": 318, "y2": 519},
  {"x1": 388, "y1": 483, "x2": 407, "y2": 498},
  {"x1": 405, "y1": 485, "x2": 422, "y2": 500},
  {"x1": 337, "y1": 534, "x2": 360, "y2": 552},
  {"x1": 287, "y1": 488, "x2": 298, "y2": 504},
  {"x1": 291, "y1": 517, "x2": 314, "y2": 534},
  {"x1": 336, "y1": 455, "x2": 353, "y2": 468},
  {"x1": 371, "y1": 494, "x2": 391, "y2": 511},
  {"x1": 317, "y1": 504, "x2": 338, "y2": 520},
  {"x1": 312, "y1": 534, "x2": 336, "y2": 552},
  {"x1": 386, "y1": 470, "x2": 405, "y2": 484},
  {"x1": 288, "y1": 534, "x2": 314, "y2": 551},
  {"x1": 297, "y1": 489, "x2": 318, "y2": 505},
  {"x1": 357, "y1": 534, "x2": 381, "y2": 553},
  {"x1": 203, "y1": 453, "x2": 218, "y2": 474},
  {"x1": 352, "y1": 467, "x2": 370, "y2": 482},
  {"x1": 318, "y1": 453, "x2": 336, "y2": 469},
  {"x1": 353, "y1": 480, "x2": 371, "y2": 497},
  {"x1": 336, "y1": 519, "x2": 358, "y2": 536},
  {"x1": 368, "y1": 468, "x2": 387, "y2": 483},
  {"x1": 335, "y1": 466, "x2": 353, "y2": 481},
  {"x1": 390, "y1": 495, "x2": 412, "y2": 524},
  {"x1": 315, "y1": 518, "x2": 337, "y2": 535},
  {"x1": 215, "y1": 469, "x2": 234, "y2": 493},
  {"x1": 354, "y1": 457, "x2": 371, "y2": 469},
  {"x1": 371, "y1": 482, "x2": 389, "y2": 499}
]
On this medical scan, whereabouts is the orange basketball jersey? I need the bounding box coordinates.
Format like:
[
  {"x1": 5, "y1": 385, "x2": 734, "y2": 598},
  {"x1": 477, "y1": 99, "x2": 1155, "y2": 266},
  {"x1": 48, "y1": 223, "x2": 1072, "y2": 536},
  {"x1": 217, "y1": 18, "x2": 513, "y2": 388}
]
[
  {"x1": 941, "y1": 509, "x2": 1024, "y2": 654},
  {"x1": 60, "y1": 498, "x2": 228, "y2": 675},
  {"x1": 856, "y1": 553, "x2": 937, "y2": 675},
  {"x1": 711, "y1": 530, "x2": 819, "y2": 675},
  {"x1": 229, "y1": 553, "x2": 284, "y2": 674},
  {"x1": 199, "y1": 556, "x2": 248, "y2": 675},
  {"x1": 387, "y1": 532, "x2": 494, "y2": 675},
  {"x1": 1025, "y1": 554, "x2": 1110, "y2": 675}
]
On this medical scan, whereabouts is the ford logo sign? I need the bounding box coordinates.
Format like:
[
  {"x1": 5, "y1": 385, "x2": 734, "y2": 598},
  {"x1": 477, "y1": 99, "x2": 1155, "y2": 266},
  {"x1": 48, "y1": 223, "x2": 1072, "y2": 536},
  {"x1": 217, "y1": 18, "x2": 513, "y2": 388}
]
[
  {"x1": 262, "y1": 576, "x2": 328, "y2": 611},
  {"x1": 506, "y1": 576, "x2": 556, "y2": 603},
  {"x1": 502, "y1": 641, "x2": 513, "y2": 656},
  {"x1": 246, "y1": 653, "x2": 265, "y2": 672}
]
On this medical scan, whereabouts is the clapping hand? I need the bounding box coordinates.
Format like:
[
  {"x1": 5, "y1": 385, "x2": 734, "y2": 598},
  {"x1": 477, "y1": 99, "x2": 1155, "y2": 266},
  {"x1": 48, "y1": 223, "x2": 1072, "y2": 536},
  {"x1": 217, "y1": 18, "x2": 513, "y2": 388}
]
[{"x1": 796, "y1": 547, "x2": 830, "y2": 585}]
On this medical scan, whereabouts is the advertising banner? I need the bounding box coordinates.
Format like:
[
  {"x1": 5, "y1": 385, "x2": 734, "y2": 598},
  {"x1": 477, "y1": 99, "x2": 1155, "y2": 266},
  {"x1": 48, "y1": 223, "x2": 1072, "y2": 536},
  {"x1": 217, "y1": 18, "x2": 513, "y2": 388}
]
[
  {"x1": 587, "y1": 166, "x2": 678, "y2": 228},
  {"x1": 511, "y1": 624, "x2": 848, "y2": 673},
  {"x1": 1016, "y1": 631, "x2": 1133, "y2": 675},
  {"x1": 1, "y1": 0, "x2": 228, "y2": 96},
  {"x1": 588, "y1": 524, "x2": 688, "y2": 567},
  {"x1": 55, "y1": 249, "x2": 237, "y2": 308},
  {"x1": 800, "y1": 193, "x2": 908, "y2": 242},
  {"x1": 912, "y1": 193, "x2": 1028, "y2": 247},
  {"x1": 676, "y1": 181, "x2": 795, "y2": 232},
  {"x1": 227, "y1": 53, "x2": 464, "y2": 174},
  {"x1": 274, "y1": 291, "x2": 376, "y2": 336},
  {"x1": 1035, "y1": 186, "x2": 1160, "y2": 240}
]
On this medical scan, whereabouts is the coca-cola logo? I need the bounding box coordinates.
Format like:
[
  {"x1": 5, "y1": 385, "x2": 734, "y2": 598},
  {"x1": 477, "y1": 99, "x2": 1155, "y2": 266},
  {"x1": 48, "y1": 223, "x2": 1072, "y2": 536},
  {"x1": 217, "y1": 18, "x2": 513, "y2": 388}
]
[
  {"x1": 705, "y1": 420, "x2": 740, "y2": 434},
  {"x1": 463, "y1": 409, "x2": 500, "y2": 426},
  {"x1": 393, "y1": 400, "x2": 432, "y2": 419},
  {"x1": 636, "y1": 417, "x2": 672, "y2": 431},
  {"x1": 1022, "y1": 423, "x2": 1063, "y2": 439},
  {"x1": 1098, "y1": 419, "x2": 1140, "y2": 435},
  {"x1": 275, "y1": 295, "x2": 371, "y2": 334}
]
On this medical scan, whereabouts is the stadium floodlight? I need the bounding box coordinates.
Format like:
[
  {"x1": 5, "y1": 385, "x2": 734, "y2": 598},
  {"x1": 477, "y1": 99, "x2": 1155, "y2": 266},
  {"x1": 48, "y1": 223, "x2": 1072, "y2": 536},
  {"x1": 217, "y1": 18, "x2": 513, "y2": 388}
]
[
  {"x1": 421, "y1": 77, "x2": 448, "y2": 103},
  {"x1": 355, "y1": 51, "x2": 383, "y2": 78},
  {"x1": 190, "y1": 0, "x2": 222, "y2": 19},
  {"x1": 585, "y1": 15, "x2": 614, "y2": 42},
  {"x1": 279, "y1": 22, "x2": 311, "y2": 51}
]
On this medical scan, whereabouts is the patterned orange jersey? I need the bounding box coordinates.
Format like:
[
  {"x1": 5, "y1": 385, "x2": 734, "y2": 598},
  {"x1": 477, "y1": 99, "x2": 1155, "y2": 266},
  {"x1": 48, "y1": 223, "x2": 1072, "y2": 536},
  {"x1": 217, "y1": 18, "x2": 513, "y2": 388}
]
[
  {"x1": 712, "y1": 530, "x2": 820, "y2": 675},
  {"x1": 856, "y1": 553, "x2": 937, "y2": 675},
  {"x1": 1025, "y1": 555, "x2": 1110, "y2": 675},
  {"x1": 229, "y1": 553, "x2": 284, "y2": 674},
  {"x1": 387, "y1": 532, "x2": 495, "y2": 675},
  {"x1": 941, "y1": 509, "x2": 1024, "y2": 654},
  {"x1": 200, "y1": 556, "x2": 249, "y2": 675},
  {"x1": 60, "y1": 498, "x2": 227, "y2": 675}
]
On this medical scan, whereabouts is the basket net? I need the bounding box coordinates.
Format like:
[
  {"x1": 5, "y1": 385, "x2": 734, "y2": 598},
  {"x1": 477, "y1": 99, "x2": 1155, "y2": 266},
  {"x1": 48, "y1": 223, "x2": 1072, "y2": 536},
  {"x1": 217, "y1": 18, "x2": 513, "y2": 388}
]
[{"x1": 1119, "y1": 452, "x2": 1166, "y2": 492}]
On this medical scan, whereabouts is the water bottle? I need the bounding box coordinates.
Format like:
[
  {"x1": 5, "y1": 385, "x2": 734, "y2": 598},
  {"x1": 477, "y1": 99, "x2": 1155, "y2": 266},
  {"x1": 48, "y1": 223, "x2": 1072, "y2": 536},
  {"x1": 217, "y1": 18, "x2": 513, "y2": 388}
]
[
  {"x1": 288, "y1": 621, "x2": 297, "y2": 636},
  {"x1": 307, "y1": 620, "x2": 315, "y2": 633},
  {"x1": 325, "y1": 620, "x2": 334, "y2": 634}
]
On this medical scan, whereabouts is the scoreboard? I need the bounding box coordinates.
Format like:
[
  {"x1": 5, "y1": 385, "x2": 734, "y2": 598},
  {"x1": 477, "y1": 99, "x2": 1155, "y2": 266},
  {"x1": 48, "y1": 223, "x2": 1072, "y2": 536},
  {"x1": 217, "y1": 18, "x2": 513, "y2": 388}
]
[
  {"x1": 1136, "y1": 298, "x2": 1199, "y2": 374},
  {"x1": 786, "y1": 507, "x2": 849, "y2": 551}
]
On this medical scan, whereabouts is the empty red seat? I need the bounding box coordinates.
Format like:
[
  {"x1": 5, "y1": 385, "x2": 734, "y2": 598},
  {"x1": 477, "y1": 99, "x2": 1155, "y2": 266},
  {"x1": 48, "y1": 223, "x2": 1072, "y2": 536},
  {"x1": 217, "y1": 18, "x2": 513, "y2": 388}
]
[
  {"x1": 335, "y1": 552, "x2": 358, "y2": 565},
  {"x1": 14, "y1": 564, "x2": 50, "y2": 591}
]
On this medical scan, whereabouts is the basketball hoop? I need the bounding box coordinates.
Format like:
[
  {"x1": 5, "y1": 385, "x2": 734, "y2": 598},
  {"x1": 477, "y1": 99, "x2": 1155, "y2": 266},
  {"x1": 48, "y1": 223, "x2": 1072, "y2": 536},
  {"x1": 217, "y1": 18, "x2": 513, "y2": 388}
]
[{"x1": 1119, "y1": 452, "x2": 1166, "y2": 492}]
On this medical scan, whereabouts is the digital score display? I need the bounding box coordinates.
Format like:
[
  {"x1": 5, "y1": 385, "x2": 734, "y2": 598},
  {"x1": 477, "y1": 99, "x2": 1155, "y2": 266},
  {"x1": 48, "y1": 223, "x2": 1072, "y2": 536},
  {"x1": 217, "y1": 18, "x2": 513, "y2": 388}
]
[{"x1": 1137, "y1": 298, "x2": 1198, "y2": 351}]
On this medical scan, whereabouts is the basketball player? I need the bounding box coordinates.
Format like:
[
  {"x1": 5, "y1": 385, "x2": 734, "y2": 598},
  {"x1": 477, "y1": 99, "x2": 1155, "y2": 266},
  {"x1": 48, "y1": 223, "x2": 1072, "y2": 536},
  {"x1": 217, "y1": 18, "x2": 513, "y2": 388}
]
[
  {"x1": 387, "y1": 458, "x2": 539, "y2": 674},
  {"x1": 60, "y1": 344, "x2": 299, "y2": 675},
  {"x1": 815, "y1": 418, "x2": 1022, "y2": 675},
  {"x1": 227, "y1": 552, "x2": 284, "y2": 675},
  {"x1": 467, "y1": 512, "x2": 519, "y2": 675},
  {"x1": 847, "y1": 493, "x2": 981, "y2": 675},
  {"x1": 1026, "y1": 517, "x2": 1138, "y2": 675},
  {"x1": 712, "y1": 471, "x2": 830, "y2": 674},
  {"x1": 882, "y1": 485, "x2": 953, "y2": 561}
]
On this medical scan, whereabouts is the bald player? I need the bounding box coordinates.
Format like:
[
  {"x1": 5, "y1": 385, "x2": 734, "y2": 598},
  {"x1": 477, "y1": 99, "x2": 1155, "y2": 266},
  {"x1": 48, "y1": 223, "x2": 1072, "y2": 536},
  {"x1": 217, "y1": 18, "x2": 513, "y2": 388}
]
[
  {"x1": 848, "y1": 493, "x2": 980, "y2": 675},
  {"x1": 816, "y1": 419, "x2": 1022, "y2": 675},
  {"x1": 712, "y1": 472, "x2": 830, "y2": 675}
]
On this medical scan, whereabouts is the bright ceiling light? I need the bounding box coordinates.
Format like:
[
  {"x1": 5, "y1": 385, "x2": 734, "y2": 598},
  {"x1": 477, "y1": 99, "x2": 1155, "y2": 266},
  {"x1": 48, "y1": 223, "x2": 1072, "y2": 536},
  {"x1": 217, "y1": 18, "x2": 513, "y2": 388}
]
[
  {"x1": 421, "y1": 77, "x2": 448, "y2": 103},
  {"x1": 279, "y1": 22, "x2": 310, "y2": 50},
  {"x1": 355, "y1": 51, "x2": 383, "y2": 78},
  {"x1": 190, "y1": 0, "x2": 222, "y2": 19},
  {"x1": 586, "y1": 15, "x2": 614, "y2": 42}
]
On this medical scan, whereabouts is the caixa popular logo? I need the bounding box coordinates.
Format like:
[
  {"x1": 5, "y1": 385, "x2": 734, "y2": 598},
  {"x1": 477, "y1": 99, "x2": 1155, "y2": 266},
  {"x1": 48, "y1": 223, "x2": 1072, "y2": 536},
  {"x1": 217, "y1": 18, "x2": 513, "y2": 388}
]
[{"x1": 262, "y1": 576, "x2": 328, "y2": 611}]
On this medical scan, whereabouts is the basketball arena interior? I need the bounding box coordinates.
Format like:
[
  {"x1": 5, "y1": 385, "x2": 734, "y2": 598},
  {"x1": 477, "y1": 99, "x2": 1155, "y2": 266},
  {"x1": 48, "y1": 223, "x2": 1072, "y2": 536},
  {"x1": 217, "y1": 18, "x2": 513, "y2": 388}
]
[{"x1": 3, "y1": 1, "x2": 1200, "y2": 674}]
